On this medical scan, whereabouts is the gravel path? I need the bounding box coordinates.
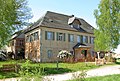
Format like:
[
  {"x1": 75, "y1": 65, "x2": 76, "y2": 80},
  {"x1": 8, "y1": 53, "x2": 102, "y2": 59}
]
[
  {"x1": 0, "y1": 65, "x2": 120, "y2": 81},
  {"x1": 43, "y1": 65, "x2": 120, "y2": 81}
]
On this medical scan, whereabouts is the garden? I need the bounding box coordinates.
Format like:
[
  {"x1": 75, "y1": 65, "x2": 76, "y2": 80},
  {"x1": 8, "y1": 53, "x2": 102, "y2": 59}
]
[{"x1": 0, "y1": 60, "x2": 100, "y2": 79}]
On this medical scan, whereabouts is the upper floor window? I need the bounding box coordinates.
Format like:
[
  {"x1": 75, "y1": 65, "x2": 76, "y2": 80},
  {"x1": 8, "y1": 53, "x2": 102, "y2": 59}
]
[
  {"x1": 68, "y1": 34, "x2": 74, "y2": 42},
  {"x1": 11, "y1": 41, "x2": 14, "y2": 46},
  {"x1": 45, "y1": 31, "x2": 54, "y2": 40},
  {"x1": 34, "y1": 32, "x2": 39, "y2": 40},
  {"x1": 30, "y1": 34, "x2": 34, "y2": 42},
  {"x1": 56, "y1": 32, "x2": 65, "y2": 41},
  {"x1": 26, "y1": 35, "x2": 30, "y2": 42},
  {"x1": 83, "y1": 36, "x2": 88, "y2": 43},
  {"x1": 90, "y1": 37, "x2": 94, "y2": 44},
  {"x1": 19, "y1": 40, "x2": 24, "y2": 46},
  {"x1": 26, "y1": 31, "x2": 39, "y2": 43},
  {"x1": 77, "y1": 35, "x2": 83, "y2": 43}
]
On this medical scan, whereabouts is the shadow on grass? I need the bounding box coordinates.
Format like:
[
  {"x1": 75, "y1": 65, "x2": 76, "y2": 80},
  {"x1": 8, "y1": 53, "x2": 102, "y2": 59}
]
[
  {"x1": 115, "y1": 62, "x2": 120, "y2": 64},
  {"x1": 44, "y1": 67, "x2": 72, "y2": 75},
  {"x1": 0, "y1": 72, "x2": 19, "y2": 79}
]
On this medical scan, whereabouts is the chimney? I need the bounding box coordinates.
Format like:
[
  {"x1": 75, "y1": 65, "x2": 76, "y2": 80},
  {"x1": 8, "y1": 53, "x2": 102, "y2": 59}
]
[{"x1": 71, "y1": 15, "x2": 74, "y2": 17}]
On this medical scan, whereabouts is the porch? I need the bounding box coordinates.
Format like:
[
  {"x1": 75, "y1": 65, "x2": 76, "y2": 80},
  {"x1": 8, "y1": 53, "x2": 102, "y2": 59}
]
[{"x1": 73, "y1": 43, "x2": 95, "y2": 62}]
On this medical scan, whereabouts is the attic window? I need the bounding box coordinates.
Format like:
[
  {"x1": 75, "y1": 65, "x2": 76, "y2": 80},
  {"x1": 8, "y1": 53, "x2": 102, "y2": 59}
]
[
  {"x1": 49, "y1": 19, "x2": 53, "y2": 22},
  {"x1": 72, "y1": 23, "x2": 80, "y2": 28}
]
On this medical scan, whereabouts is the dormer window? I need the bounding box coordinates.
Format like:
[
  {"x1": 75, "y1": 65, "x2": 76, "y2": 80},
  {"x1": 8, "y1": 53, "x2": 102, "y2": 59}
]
[
  {"x1": 72, "y1": 23, "x2": 80, "y2": 28},
  {"x1": 68, "y1": 16, "x2": 81, "y2": 29}
]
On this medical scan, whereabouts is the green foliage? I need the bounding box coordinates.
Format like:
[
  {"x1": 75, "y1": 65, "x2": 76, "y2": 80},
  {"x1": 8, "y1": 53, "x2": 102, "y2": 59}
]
[
  {"x1": 94, "y1": 0, "x2": 120, "y2": 51},
  {"x1": 0, "y1": 60, "x2": 101, "y2": 79},
  {"x1": 72, "y1": 70, "x2": 87, "y2": 81},
  {"x1": 19, "y1": 60, "x2": 45, "y2": 76},
  {"x1": 0, "y1": 0, "x2": 32, "y2": 48}
]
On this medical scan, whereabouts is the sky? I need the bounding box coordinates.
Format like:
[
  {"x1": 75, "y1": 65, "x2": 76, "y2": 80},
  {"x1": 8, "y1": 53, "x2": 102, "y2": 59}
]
[{"x1": 27, "y1": 0, "x2": 120, "y2": 54}]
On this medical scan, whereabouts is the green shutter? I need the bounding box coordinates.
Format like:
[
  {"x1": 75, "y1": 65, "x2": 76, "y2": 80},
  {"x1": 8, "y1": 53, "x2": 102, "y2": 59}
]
[
  {"x1": 81, "y1": 35, "x2": 83, "y2": 43},
  {"x1": 68, "y1": 34, "x2": 70, "y2": 42},
  {"x1": 45, "y1": 31, "x2": 47, "y2": 40},
  {"x1": 56, "y1": 32, "x2": 59, "y2": 41},
  {"x1": 90, "y1": 37, "x2": 91, "y2": 44},
  {"x1": 86, "y1": 36, "x2": 88, "y2": 43},
  {"x1": 64, "y1": 33, "x2": 66, "y2": 41},
  {"x1": 53, "y1": 32, "x2": 55, "y2": 40}
]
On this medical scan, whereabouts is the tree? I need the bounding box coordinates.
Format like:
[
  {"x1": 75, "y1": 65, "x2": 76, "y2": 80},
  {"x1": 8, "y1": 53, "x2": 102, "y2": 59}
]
[
  {"x1": 57, "y1": 50, "x2": 72, "y2": 70},
  {"x1": 94, "y1": 0, "x2": 120, "y2": 51},
  {"x1": 0, "y1": 0, "x2": 32, "y2": 48}
]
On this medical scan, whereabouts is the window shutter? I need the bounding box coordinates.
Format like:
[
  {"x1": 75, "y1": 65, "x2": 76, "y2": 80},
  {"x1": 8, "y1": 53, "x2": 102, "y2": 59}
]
[
  {"x1": 63, "y1": 33, "x2": 66, "y2": 41},
  {"x1": 90, "y1": 37, "x2": 91, "y2": 44},
  {"x1": 56, "y1": 32, "x2": 59, "y2": 41},
  {"x1": 86, "y1": 36, "x2": 88, "y2": 43},
  {"x1": 45, "y1": 31, "x2": 47, "y2": 40},
  {"x1": 68, "y1": 34, "x2": 70, "y2": 42},
  {"x1": 53, "y1": 32, "x2": 55, "y2": 40},
  {"x1": 81, "y1": 35, "x2": 83, "y2": 43}
]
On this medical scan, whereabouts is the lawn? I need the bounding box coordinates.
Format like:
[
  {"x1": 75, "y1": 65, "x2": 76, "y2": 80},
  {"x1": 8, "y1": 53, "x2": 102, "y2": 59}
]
[
  {"x1": 0, "y1": 60, "x2": 116, "y2": 79},
  {"x1": 70, "y1": 74, "x2": 120, "y2": 81},
  {"x1": 116, "y1": 59, "x2": 120, "y2": 64}
]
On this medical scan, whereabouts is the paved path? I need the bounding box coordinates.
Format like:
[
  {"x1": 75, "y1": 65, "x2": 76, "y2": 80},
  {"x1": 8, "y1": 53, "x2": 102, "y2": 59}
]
[{"x1": 1, "y1": 65, "x2": 120, "y2": 81}]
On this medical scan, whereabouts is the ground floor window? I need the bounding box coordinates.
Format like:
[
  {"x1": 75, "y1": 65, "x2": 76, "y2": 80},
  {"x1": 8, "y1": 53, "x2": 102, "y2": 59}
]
[{"x1": 47, "y1": 50, "x2": 53, "y2": 58}]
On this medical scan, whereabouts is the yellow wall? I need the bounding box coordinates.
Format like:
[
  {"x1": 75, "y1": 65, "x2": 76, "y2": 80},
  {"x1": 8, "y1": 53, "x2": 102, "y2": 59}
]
[
  {"x1": 25, "y1": 28, "x2": 41, "y2": 62},
  {"x1": 25, "y1": 26, "x2": 94, "y2": 62},
  {"x1": 40, "y1": 26, "x2": 94, "y2": 62}
]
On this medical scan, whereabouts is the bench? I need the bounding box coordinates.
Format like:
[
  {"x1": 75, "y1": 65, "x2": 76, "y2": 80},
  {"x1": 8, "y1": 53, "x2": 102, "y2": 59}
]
[{"x1": 0, "y1": 64, "x2": 20, "y2": 72}]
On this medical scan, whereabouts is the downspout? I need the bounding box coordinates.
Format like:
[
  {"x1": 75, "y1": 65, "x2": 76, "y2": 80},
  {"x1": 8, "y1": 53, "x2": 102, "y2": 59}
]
[
  {"x1": 73, "y1": 48, "x2": 75, "y2": 62},
  {"x1": 40, "y1": 28, "x2": 42, "y2": 62}
]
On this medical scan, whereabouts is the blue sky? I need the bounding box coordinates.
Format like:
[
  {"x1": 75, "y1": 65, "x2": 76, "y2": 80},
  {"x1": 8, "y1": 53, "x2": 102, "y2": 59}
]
[
  {"x1": 27, "y1": 0, "x2": 120, "y2": 53},
  {"x1": 28, "y1": 0, "x2": 100, "y2": 28}
]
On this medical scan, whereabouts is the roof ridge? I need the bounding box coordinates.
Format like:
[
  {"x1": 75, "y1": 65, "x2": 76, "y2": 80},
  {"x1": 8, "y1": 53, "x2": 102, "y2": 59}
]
[{"x1": 46, "y1": 11, "x2": 71, "y2": 17}]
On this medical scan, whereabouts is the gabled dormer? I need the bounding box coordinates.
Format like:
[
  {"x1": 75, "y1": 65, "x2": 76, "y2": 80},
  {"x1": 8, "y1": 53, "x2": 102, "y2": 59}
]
[{"x1": 68, "y1": 15, "x2": 81, "y2": 29}]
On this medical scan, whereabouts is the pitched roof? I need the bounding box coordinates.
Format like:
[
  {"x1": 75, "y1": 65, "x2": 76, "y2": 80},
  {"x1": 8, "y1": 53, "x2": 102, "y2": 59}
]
[
  {"x1": 11, "y1": 30, "x2": 24, "y2": 39},
  {"x1": 25, "y1": 11, "x2": 94, "y2": 34},
  {"x1": 73, "y1": 43, "x2": 91, "y2": 49}
]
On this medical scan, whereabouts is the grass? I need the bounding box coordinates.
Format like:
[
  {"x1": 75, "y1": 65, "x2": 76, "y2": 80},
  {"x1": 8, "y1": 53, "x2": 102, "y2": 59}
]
[
  {"x1": 0, "y1": 60, "x2": 117, "y2": 79},
  {"x1": 116, "y1": 59, "x2": 120, "y2": 64},
  {"x1": 70, "y1": 74, "x2": 120, "y2": 81}
]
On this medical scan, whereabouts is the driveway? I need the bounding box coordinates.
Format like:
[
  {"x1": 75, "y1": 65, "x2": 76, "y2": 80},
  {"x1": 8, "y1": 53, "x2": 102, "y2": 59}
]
[
  {"x1": 43, "y1": 65, "x2": 120, "y2": 81},
  {"x1": 0, "y1": 65, "x2": 120, "y2": 81}
]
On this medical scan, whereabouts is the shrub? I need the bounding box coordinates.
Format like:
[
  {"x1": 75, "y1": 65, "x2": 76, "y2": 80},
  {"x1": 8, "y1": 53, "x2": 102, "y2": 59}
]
[{"x1": 19, "y1": 60, "x2": 45, "y2": 77}]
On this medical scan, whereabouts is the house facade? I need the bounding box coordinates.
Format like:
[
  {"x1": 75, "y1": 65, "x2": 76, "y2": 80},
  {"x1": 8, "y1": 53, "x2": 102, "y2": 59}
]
[
  {"x1": 25, "y1": 11, "x2": 95, "y2": 62},
  {"x1": 6, "y1": 30, "x2": 25, "y2": 59}
]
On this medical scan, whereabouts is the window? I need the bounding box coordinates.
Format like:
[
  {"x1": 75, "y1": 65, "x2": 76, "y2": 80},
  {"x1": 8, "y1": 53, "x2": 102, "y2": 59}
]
[
  {"x1": 83, "y1": 36, "x2": 88, "y2": 43},
  {"x1": 30, "y1": 34, "x2": 34, "y2": 42},
  {"x1": 90, "y1": 37, "x2": 94, "y2": 44},
  {"x1": 11, "y1": 41, "x2": 14, "y2": 46},
  {"x1": 19, "y1": 40, "x2": 24, "y2": 46},
  {"x1": 68, "y1": 34, "x2": 74, "y2": 42},
  {"x1": 34, "y1": 32, "x2": 39, "y2": 40},
  {"x1": 26, "y1": 35, "x2": 30, "y2": 42},
  {"x1": 77, "y1": 35, "x2": 83, "y2": 43},
  {"x1": 47, "y1": 50, "x2": 52, "y2": 58},
  {"x1": 73, "y1": 23, "x2": 80, "y2": 28},
  {"x1": 57, "y1": 32, "x2": 65, "y2": 41},
  {"x1": 45, "y1": 31, "x2": 54, "y2": 40}
]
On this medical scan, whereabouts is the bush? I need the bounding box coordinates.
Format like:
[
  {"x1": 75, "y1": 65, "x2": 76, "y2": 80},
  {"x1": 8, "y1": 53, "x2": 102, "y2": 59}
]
[
  {"x1": 72, "y1": 70, "x2": 87, "y2": 81},
  {"x1": 19, "y1": 60, "x2": 45, "y2": 77}
]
